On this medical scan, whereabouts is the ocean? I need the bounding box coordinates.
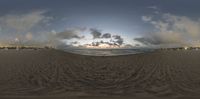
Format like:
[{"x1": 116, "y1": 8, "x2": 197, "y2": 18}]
[{"x1": 64, "y1": 48, "x2": 154, "y2": 56}]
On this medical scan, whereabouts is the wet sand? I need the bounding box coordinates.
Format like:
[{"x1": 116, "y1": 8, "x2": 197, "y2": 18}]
[{"x1": 0, "y1": 49, "x2": 200, "y2": 99}]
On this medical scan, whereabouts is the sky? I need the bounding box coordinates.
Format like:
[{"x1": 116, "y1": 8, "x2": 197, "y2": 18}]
[{"x1": 0, "y1": 0, "x2": 200, "y2": 49}]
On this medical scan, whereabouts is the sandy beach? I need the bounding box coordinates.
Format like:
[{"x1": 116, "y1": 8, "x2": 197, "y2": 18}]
[{"x1": 0, "y1": 49, "x2": 200, "y2": 99}]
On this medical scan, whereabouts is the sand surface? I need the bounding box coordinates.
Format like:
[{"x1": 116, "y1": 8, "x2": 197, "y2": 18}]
[{"x1": 1, "y1": 49, "x2": 200, "y2": 99}]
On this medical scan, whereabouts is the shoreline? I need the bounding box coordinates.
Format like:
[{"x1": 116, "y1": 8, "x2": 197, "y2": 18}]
[{"x1": 0, "y1": 49, "x2": 200, "y2": 98}]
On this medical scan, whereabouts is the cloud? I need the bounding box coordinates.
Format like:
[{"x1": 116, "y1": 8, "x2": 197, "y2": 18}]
[
  {"x1": 90, "y1": 28, "x2": 102, "y2": 39},
  {"x1": 147, "y1": 6, "x2": 160, "y2": 15},
  {"x1": 112, "y1": 35, "x2": 124, "y2": 45},
  {"x1": 135, "y1": 13, "x2": 200, "y2": 48},
  {"x1": 0, "y1": 11, "x2": 51, "y2": 33},
  {"x1": 68, "y1": 41, "x2": 80, "y2": 47},
  {"x1": 0, "y1": 11, "x2": 111, "y2": 49},
  {"x1": 0, "y1": 10, "x2": 129, "y2": 49},
  {"x1": 58, "y1": 28, "x2": 131, "y2": 49},
  {"x1": 147, "y1": 6, "x2": 158, "y2": 10},
  {"x1": 90, "y1": 28, "x2": 112, "y2": 39},
  {"x1": 45, "y1": 28, "x2": 85, "y2": 48},
  {"x1": 135, "y1": 37, "x2": 157, "y2": 45},
  {"x1": 123, "y1": 44, "x2": 135, "y2": 48},
  {"x1": 71, "y1": 41, "x2": 79, "y2": 44},
  {"x1": 0, "y1": 10, "x2": 55, "y2": 47},
  {"x1": 135, "y1": 44, "x2": 140, "y2": 47},
  {"x1": 54, "y1": 29, "x2": 84, "y2": 39},
  {"x1": 142, "y1": 16, "x2": 152, "y2": 22},
  {"x1": 102, "y1": 33, "x2": 111, "y2": 38},
  {"x1": 82, "y1": 40, "x2": 134, "y2": 49},
  {"x1": 82, "y1": 34, "x2": 125, "y2": 48},
  {"x1": 83, "y1": 41, "x2": 121, "y2": 48}
]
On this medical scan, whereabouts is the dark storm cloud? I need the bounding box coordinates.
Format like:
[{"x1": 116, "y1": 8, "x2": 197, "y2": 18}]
[
  {"x1": 90, "y1": 28, "x2": 112, "y2": 39},
  {"x1": 90, "y1": 28, "x2": 102, "y2": 39},
  {"x1": 102, "y1": 33, "x2": 111, "y2": 38},
  {"x1": 112, "y1": 35, "x2": 124, "y2": 45},
  {"x1": 86, "y1": 33, "x2": 125, "y2": 47},
  {"x1": 87, "y1": 29, "x2": 125, "y2": 47}
]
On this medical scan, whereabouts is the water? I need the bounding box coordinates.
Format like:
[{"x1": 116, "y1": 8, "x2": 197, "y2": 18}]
[{"x1": 63, "y1": 48, "x2": 154, "y2": 56}]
